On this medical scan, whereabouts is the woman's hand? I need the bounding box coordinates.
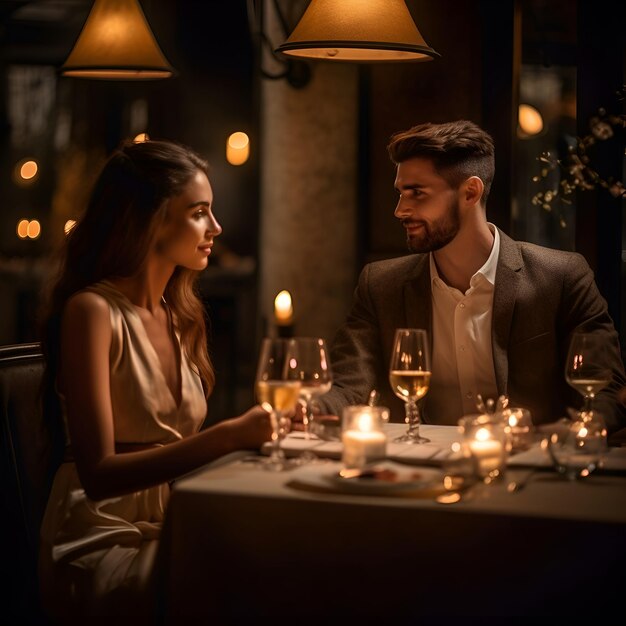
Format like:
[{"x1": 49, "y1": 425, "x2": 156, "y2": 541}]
[{"x1": 230, "y1": 404, "x2": 273, "y2": 449}]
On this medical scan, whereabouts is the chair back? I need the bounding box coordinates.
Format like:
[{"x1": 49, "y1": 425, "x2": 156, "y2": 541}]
[{"x1": 0, "y1": 342, "x2": 64, "y2": 623}]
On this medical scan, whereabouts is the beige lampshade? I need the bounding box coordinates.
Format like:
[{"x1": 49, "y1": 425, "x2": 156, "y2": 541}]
[
  {"x1": 275, "y1": 0, "x2": 439, "y2": 62},
  {"x1": 60, "y1": 0, "x2": 174, "y2": 79}
]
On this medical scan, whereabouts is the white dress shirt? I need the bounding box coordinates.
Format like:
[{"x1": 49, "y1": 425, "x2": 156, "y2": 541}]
[{"x1": 427, "y1": 224, "x2": 500, "y2": 423}]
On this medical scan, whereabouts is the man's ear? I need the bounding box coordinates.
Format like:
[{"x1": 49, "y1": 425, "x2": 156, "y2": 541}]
[{"x1": 462, "y1": 176, "x2": 485, "y2": 208}]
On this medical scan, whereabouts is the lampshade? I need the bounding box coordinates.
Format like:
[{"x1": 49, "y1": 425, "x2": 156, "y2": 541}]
[
  {"x1": 275, "y1": 0, "x2": 440, "y2": 62},
  {"x1": 60, "y1": 0, "x2": 174, "y2": 79}
]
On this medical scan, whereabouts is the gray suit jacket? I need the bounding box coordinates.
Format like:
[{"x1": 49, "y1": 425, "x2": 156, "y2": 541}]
[{"x1": 320, "y1": 230, "x2": 626, "y2": 434}]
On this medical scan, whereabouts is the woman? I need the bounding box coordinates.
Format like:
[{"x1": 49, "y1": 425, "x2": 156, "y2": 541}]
[{"x1": 38, "y1": 139, "x2": 272, "y2": 620}]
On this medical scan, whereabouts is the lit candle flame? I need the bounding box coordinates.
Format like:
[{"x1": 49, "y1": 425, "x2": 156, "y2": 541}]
[
  {"x1": 475, "y1": 427, "x2": 491, "y2": 441},
  {"x1": 274, "y1": 290, "x2": 293, "y2": 325},
  {"x1": 356, "y1": 412, "x2": 374, "y2": 432}
]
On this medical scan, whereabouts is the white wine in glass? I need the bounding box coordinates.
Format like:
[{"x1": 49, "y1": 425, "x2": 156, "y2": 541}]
[
  {"x1": 565, "y1": 331, "x2": 611, "y2": 420},
  {"x1": 389, "y1": 328, "x2": 431, "y2": 444},
  {"x1": 255, "y1": 338, "x2": 301, "y2": 471}
]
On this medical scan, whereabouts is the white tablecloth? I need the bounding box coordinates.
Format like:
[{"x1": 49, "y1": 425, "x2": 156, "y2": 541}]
[{"x1": 158, "y1": 425, "x2": 626, "y2": 620}]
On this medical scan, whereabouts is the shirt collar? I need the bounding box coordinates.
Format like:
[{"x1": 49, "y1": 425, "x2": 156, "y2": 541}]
[
  {"x1": 476, "y1": 223, "x2": 500, "y2": 286},
  {"x1": 429, "y1": 223, "x2": 500, "y2": 288}
]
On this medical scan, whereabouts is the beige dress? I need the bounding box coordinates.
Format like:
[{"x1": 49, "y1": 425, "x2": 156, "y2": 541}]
[{"x1": 39, "y1": 280, "x2": 207, "y2": 618}]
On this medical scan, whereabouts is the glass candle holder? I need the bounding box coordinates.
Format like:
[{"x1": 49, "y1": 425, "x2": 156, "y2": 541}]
[
  {"x1": 500, "y1": 407, "x2": 534, "y2": 452},
  {"x1": 543, "y1": 412, "x2": 608, "y2": 480},
  {"x1": 341, "y1": 405, "x2": 388, "y2": 470},
  {"x1": 458, "y1": 414, "x2": 508, "y2": 483}
]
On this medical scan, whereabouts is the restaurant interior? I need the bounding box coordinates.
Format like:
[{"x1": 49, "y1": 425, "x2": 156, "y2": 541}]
[{"x1": 1, "y1": 0, "x2": 625, "y2": 621}]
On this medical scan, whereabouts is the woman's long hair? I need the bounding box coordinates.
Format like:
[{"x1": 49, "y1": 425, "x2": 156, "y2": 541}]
[{"x1": 41, "y1": 139, "x2": 215, "y2": 398}]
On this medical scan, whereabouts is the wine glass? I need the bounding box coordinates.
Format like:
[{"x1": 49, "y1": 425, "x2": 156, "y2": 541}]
[
  {"x1": 544, "y1": 414, "x2": 608, "y2": 480},
  {"x1": 255, "y1": 338, "x2": 301, "y2": 471},
  {"x1": 289, "y1": 337, "x2": 333, "y2": 440},
  {"x1": 388, "y1": 328, "x2": 431, "y2": 444},
  {"x1": 565, "y1": 331, "x2": 612, "y2": 420}
]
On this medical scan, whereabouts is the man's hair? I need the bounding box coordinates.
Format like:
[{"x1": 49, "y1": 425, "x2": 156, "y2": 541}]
[{"x1": 387, "y1": 120, "x2": 495, "y2": 205}]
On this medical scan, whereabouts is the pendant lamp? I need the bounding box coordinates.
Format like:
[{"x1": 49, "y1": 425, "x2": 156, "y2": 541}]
[
  {"x1": 60, "y1": 0, "x2": 175, "y2": 79},
  {"x1": 275, "y1": 0, "x2": 439, "y2": 62}
]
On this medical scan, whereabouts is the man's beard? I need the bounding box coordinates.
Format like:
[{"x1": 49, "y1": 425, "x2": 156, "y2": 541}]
[{"x1": 405, "y1": 199, "x2": 460, "y2": 253}]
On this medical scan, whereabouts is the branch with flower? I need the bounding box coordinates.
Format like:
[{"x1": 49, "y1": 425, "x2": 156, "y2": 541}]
[{"x1": 531, "y1": 86, "x2": 626, "y2": 227}]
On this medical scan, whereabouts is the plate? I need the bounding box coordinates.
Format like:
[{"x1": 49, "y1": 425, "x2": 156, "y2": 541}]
[{"x1": 322, "y1": 462, "x2": 441, "y2": 495}]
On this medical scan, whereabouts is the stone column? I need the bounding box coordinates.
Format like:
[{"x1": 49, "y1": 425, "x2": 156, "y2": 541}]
[{"x1": 258, "y1": 0, "x2": 359, "y2": 343}]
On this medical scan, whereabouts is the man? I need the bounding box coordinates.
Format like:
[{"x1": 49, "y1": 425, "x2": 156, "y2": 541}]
[{"x1": 319, "y1": 120, "x2": 626, "y2": 434}]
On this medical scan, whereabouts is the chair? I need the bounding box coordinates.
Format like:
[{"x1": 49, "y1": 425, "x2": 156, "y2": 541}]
[{"x1": 0, "y1": 343, "x2": 64, "y2": 624}]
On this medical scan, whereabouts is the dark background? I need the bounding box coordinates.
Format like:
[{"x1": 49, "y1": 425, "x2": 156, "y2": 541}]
[{"x1": 0, "y1": 0, "x2": 624, "y2": 419}]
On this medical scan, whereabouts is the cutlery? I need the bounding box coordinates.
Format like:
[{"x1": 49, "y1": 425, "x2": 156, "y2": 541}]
[
  {"x1": 435, "y1": 480, "x2": 479, "y2": 504},
  {"x1": 506, "y1": 468, "x2": 535, "y2": 493}
]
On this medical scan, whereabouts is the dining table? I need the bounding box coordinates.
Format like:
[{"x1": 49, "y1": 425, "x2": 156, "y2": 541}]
[{"x1": 157, "y1": 422, "x2": 626, "y2": 621}]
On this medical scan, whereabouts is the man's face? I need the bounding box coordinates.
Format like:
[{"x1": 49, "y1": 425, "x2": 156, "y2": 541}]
[{"x1": 394, "y1": 157, "x2": 460, "y2": 253}]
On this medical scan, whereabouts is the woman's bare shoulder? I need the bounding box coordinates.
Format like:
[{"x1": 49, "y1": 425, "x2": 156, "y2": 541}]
[{"x1": 63, "y1": 289, "x2": 111, "y2": 327}]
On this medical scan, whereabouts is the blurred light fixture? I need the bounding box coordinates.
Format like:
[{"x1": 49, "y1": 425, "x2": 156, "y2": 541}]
[
  {"x1": 16, "y1": 219, "x2": 29, "y2": 239},
  {"x1": 64, "y1": 219, "x2": 77, "y2": 235},
  {"x1": 27, "y1": 220, "x2": 41, "y2": 239},
  {"x1": 14, "y1": 158, "x2": 39, "y2": 185},
  {"x1": 19, "y1": 159, "x2": 38, "y2": 180},
  {"x1": 275, "y1": 0, "x2": 440, "y2": 62},
  {"x1": 17, "y1": 219, "x2": 41, "y2": 239},
  {"x1": 518, "y1": 104, "x2": 544, "y2": 138},
  {"x1": 133, "y1": 132, "x2": 150, "y2": 143},
  {"x1": 60, "y1": 0, "x2": 175, "y2": 80},
  {"x1": 226, "y1": 132, "x2": 250, "y2": 166}
]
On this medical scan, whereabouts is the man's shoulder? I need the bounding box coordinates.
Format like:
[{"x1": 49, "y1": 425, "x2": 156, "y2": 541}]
[
  {"x1": 363, "y1": 253, "x2": 426, "y2": 275},
  {"x1": 502, "y1": 232, "x2": 588, "y2": 272}
]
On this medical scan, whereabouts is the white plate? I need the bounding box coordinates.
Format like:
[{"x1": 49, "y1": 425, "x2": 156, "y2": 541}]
[{"x1": 322, "y1": 462, "x2": 441, "y2": 495}]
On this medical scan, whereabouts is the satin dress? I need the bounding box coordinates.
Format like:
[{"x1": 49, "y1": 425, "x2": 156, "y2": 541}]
[{"x1": 39, "y1": 280, "x2": 207, "y2": 617}]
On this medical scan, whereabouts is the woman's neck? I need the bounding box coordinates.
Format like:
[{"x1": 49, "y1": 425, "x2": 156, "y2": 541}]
[{"x1": 108, "y1": 260, "x2": 174, "y2": 314}]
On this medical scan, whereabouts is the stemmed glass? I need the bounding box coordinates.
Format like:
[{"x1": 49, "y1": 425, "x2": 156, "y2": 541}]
[
  {"x1": 565, "y1": 331, "x2": 612, "y2": 420},
  {"x1": 255, "y1": 338, "x2": 301, "y2": 471},
  {"x1": 290, "y1": 337, "x2": 333, "y2": 440},
  {"x1": 388, "y1": 328, "x2": 431, "y2": 444}
]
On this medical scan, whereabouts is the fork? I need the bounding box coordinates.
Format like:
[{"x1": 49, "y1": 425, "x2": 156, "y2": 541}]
[{"x1": 506, "y1": 468, "x2": 536, "y2": 493}]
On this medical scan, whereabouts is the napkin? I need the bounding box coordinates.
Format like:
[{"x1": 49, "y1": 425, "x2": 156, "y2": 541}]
[
  {"x1": 507, "y1": 443, "x2": 626, "y2": 473},
  {"x1": 601, "y1": 447, "x2": 626, "y2": 472},
  {"x1": 389, "y1": 443, "x2": 442, "y2": 461}
]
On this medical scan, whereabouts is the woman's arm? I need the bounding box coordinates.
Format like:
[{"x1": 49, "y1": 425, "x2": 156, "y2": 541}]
[{"x1": 60, "y1": 291, "x2": 271, "y2": 500}]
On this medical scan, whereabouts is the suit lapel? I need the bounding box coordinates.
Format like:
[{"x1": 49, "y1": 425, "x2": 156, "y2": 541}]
[
  {"x1": 403, "y1": 254, "x2": 433, "y2": 352},
  {"x1": 492, "y1": 230, "x2": 523, "y2": 395}
]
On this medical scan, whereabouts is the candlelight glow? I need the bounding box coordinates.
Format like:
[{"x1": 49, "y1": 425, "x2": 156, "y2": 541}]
[
  {"x1": 475, "y1": 427, "x2": 491, "y2": 442},
  {"x1": 518, "y1": 104, "x2": 544, "y2": 137},
  {"x1": 14, "y1": 159, "x2": 39, "y2": 185},
  {"x1": 27, "y1": 220, "x2": 41, "y2": 239},
  {"x1": 226, "y1": 132, "x2": 250, "y2": 165},
  {"x1": 133, "y1": 132, "x2": 149, "y2": 143},
  {"x1": 274, "y1": 290, "x2": 293, "y2": 325},
  {"x1": 17, "y1": 219, "x2": 41, "y2": 239},
  {"x1": 17, "y1": 219, "x2": 29, "y2": 239},
  {"x1": 20, "y1": 160, "x2": 38, "y2": 180},
  {"x1": 356, "y1": 412, "x2": 374, "y2": 432},
  {"x1": 64, "y1": 219, "x2": 77, "y2": 235}
]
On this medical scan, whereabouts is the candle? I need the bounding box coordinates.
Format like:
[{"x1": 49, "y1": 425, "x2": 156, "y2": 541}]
[
  {"x1": 341, "y1": 405, "x2": 388, "y2": 469},
  {"x1": 342, "y1": 429, "x2": 387, "y2": 469},
  {"x1": 467, "y1": 438, "x2": 504, "y2": 478},
  {"x1": 459, "y1": 418, "x2": 508, "y2": 482},
  {"x1": 274, "y1": 290, "x2": 294, "y2": 337},
  {"x1": 502, "y1": 407, "x2": 533, "y2": 452}
]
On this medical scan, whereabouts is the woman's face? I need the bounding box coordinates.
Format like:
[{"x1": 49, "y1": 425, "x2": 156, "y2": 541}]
[{"x1": 155, "y1": 169, "x2": 222, "y2": 271}]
